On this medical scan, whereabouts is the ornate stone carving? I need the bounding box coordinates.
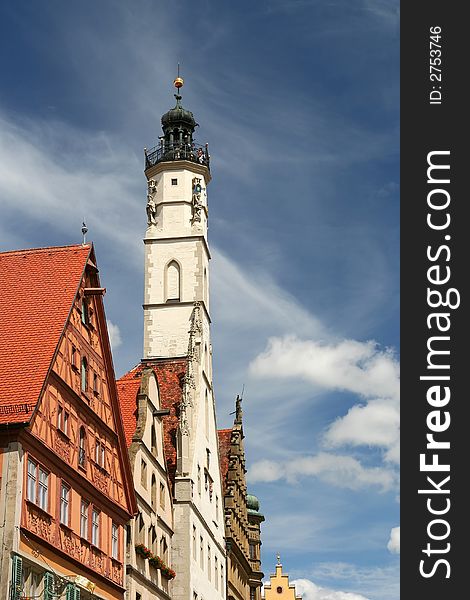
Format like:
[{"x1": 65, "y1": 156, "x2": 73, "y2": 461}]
[
  {"x1": 54, "y1": 431, "x2": 71, "y2": 462},
  {"x1": 191, "y1": 177, "x2": 203, "y2": 223},
  {"x1": 26, "y1": 505, "x2": 54, "y2": 544},
  {"x1": 146, "y1": 179, "x2": 157, "y2": 226},
  {"x1": 92, "y1": 464, "x2": 109, "y2": 495}
]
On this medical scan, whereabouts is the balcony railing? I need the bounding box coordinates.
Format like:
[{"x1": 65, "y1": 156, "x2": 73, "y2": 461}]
[{"x1": 145, "y1": 142, "x2": 210, "y2": 170}]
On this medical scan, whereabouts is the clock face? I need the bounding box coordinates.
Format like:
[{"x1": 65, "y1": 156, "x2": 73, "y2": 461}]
[{"x1": 277, "y1": 587, "x2": 283, "y2": 594}]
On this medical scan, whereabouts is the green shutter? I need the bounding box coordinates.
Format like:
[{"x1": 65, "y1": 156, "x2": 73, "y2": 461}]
[
  {"x1": 43, "y1": 571, "x2": 55, "y2": 600},
  {"x1": 74, "y1": 586, "x2": 81, "y2": 600},
  {"x1": 66, "y1": 583, "x2": 74, "y2": 600},
  {"x1": 9, "y1": 555, "x2": 23, "y2": 600}
]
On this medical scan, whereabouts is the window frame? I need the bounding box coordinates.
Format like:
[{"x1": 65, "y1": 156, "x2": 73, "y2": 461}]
[
  {"x1": 59, "y1": 481, "x2": 71, "y2": 527},
  {"x1": 91, "y1": 507, "x2": 101, "y2": 547},
  {"x1": 112, "y1": 522, "x2": 119, "y2": 561},
  {"x1": 80, "y1": 499, "x2": 90, "y2": 540},
  {"x1": 26, "y1": 457, "x2": 49, "y2": 512}
]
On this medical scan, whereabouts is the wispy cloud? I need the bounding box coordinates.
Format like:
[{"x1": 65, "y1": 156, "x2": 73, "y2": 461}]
[
  {"x1": 292, "y1": 578, "x2": 370, "y2": 600},
  {"x1": 248, "y1": 452, "x2": 396, "y2": 491}
]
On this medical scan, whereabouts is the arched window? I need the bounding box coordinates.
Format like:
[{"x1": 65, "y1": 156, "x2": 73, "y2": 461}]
[
  {"x1": 151, "y1": 474, "x2": 157, "y2": 510},
  {"x1": 166, "y1": 260, "x2": 180, "y2": 302},
  {"x1": 81, "y1": 357, "x2": 88, "y2": 392},
  {"x1": 79, "y1": 426, "x2": 86, "y2": 468}
]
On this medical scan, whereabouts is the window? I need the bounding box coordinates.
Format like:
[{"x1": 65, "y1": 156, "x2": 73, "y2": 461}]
[
  {"x1": 80, "y1": 500, "x2": 89, "y2": 539},
  {"x1": 151, "y1": 474, "x2": 157, "y2": 509},
  {"x1": 60, "y1": 482, "x2": 70, "y2": 525},
  {"x1": 95, "y1": 439, "x2": 106, "y2": 468},
  {"x1": 71, "y1": 345, "x2": 78, "y2": 370},
  {"x1": 112, "y1": 523, "x2": 119, "y2": 560},
  {"x1": 81, "y1": 298, "x2": 90, "y2": 326},
  {"x1": 221, "y1": 564, "x2": 224, "y2": 593},
  {"x1": 27, "y1": 459, "x2": 49, "y2": 511},
  {"x1": 27, "y1": 458, "x2": 37, "y2": 504},
  {"x1": 57, "y1": 405, "x2": 69, "y2": 435},
  {"x1": 207, "y1": 545, "x2": 211, "y2": 581},
  {"x1": 205, "y1": 391, "x2": 209, "y2": 437},
  {"x1": 249, "y1": 542, "x2": 256, "y2": 559},
  {"x1": 160, "y1": 536, "x2": 168, "y2": 561},
  {"x1": 215, "y1": 557, "x2": 218, "y2": 591},
  {"x1": 150, "y1": 526, "x2": 157, "y2": 554},
  {"x1": 79, "y1": 426, "x2": 86, "y2": 468},
  {"x1": 251, "y1": 588, "x2": 256, "y2": 600},
  {"x1": 22, "y1": 565, "x2": 42, "y2": 598},
  {"x1": 166, "y1": 260, "x2": 181, "y2": 302},
  {"x1": 171, "y1": 178, "x2": 178, "y2": 185},
  {"x1": 197, "y1": 464, "x2": 201, "y2": 496},
  {"x1": 160, "y1": 482, "x2": 165, "y2": 508},
  {"x1": 151, "y1": 424, "x2": 157, "y2": 455},
  {"x1": 215, "y1": 495, "x2": 219, "y2": 520},
  {"x1": 141, "y1": 459, "x2": 147, "y2": 488},
  {"x1": 91, "y1": 508, "x2": 100, "y2": 546},
  {"x1": 93, "y1": 372, "x2": 100, "y2": 395},
  {"x1": 81, "y1": 357, "x2": 88, "y2": 392},
  {"x1": 199, "y1": 536, "x2": 204, "y2": 569},
  {"x1": 193, "y1": 525, "x2": 197, "y2": 560}
]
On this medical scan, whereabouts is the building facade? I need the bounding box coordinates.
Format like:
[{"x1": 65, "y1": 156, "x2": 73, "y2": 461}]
[
  {"x1": 263, "y1": 557, "x2": 301, "y2": 600},
  {"x1": 117, "y1": 367, "x2": 175, "y2": 600},
  {"x1": 0, "y1": 244, "x2": 137, "y2": 600},
  {"x1": 218, "y1": 398, "x2": 264, "y2": 600}
]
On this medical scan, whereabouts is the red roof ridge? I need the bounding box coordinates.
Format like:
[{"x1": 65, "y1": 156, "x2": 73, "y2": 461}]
[
  {"x1": 0, "y1": 243, "x2": 92, "y2": 257},
  {"x1": 218, "y1": 428, "x2": 233, "y2": 434}
]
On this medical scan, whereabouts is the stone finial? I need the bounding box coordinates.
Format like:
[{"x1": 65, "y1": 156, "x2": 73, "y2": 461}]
[{"x1": 235, "y1": 394, "x2": 243, "y2": 425}]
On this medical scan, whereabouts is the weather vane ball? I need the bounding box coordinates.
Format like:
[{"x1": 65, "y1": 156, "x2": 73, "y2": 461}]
[{"x1": 174, "y1": 76, "x2": 184, "y2": 89}]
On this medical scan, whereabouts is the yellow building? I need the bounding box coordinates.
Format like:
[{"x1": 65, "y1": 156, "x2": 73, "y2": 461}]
[{"x1": 263, "y1": 556, "x2": 301, "y2": 600}]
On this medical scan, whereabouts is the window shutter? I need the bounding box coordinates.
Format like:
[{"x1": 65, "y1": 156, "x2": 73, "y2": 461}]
[
  {"x1": 66, "y1": 583, "x2": 80, "y2": 600},
  {"x1": 43, "y1": 572, "x2": 55, "y2": 600},
  {"x1": 9, "y1": 555, "x2": 22, "y2": 600}
]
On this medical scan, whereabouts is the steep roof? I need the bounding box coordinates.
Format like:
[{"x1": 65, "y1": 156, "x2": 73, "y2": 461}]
[
  {"x1": 116, "y1": 369, "x2": 141, "y2": 448},
  {"x1": 217, "y1": 428, "x2": 232, "y2": 495},
  {"x1": 117, "y1": 358, "x2": 187, "y2": 493},
  {"x1": 0, "y1": 244, "x2": 91, "y2": 425}
]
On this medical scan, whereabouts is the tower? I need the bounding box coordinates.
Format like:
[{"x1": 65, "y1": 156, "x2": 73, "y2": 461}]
[{"x1": 141, "y1": 75, "x2": 225, "y2": 600}]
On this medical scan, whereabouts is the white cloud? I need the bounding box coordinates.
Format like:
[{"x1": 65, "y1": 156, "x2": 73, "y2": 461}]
[
  {"x1": 292, "y1": 578, "x2": 370, "y2": 600},
  {"x1": 250, "y1": 336, "x2": 399, "y2": 400},
  {"x1": 248, "y1": 452, "x2": 396, "y2": 492},
  {"x1": 387, "y1": 526, "x2": 400, "y2": 554},
  {"x1": 250, "y1": 335, "x2": 400, "y2": 463},
  {"x1": 107, "y1": 320, "x2": 122, "y2": 350}
]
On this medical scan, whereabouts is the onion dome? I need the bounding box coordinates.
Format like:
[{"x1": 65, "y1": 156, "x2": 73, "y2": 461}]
[
  {"x1": 161, "y1": 75, "x2": 197, "y2": 132},
  {"x1": 247, "y1": 493, "x2": 264, "y2": 519}
]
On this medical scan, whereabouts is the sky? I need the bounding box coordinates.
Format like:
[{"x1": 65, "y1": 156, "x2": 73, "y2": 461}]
[{"x1": 0, "y1": 2, "x2": 399, "y2": 599}]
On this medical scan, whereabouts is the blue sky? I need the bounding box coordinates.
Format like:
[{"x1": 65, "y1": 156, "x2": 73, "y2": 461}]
[{"x1": 0, "y1": 2, "x2": 399, "y2": 599}]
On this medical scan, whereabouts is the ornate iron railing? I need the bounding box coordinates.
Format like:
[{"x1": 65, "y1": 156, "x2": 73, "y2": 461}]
[{"x1": 145, "y1": 142, "x2": 210, "y2": 170}]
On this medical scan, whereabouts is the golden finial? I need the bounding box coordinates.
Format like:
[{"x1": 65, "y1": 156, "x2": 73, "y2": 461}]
[{"x1": 174, "y1": 63, "x2": 184, "y2": 89}]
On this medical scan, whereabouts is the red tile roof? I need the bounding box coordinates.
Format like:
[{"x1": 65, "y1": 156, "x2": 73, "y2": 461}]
[
  {"x1": 116, "y1": 370, "x2": 142, "y2": 447},
  {"x1": 0, "y1": 245, "x2": 91, "y2": 425},
  {"x1": 217, "y1": 428, "x2": 232, "y2": 495},
  {"x1": 117, "y1": 358, "x2": 187, "y2": 493}
]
